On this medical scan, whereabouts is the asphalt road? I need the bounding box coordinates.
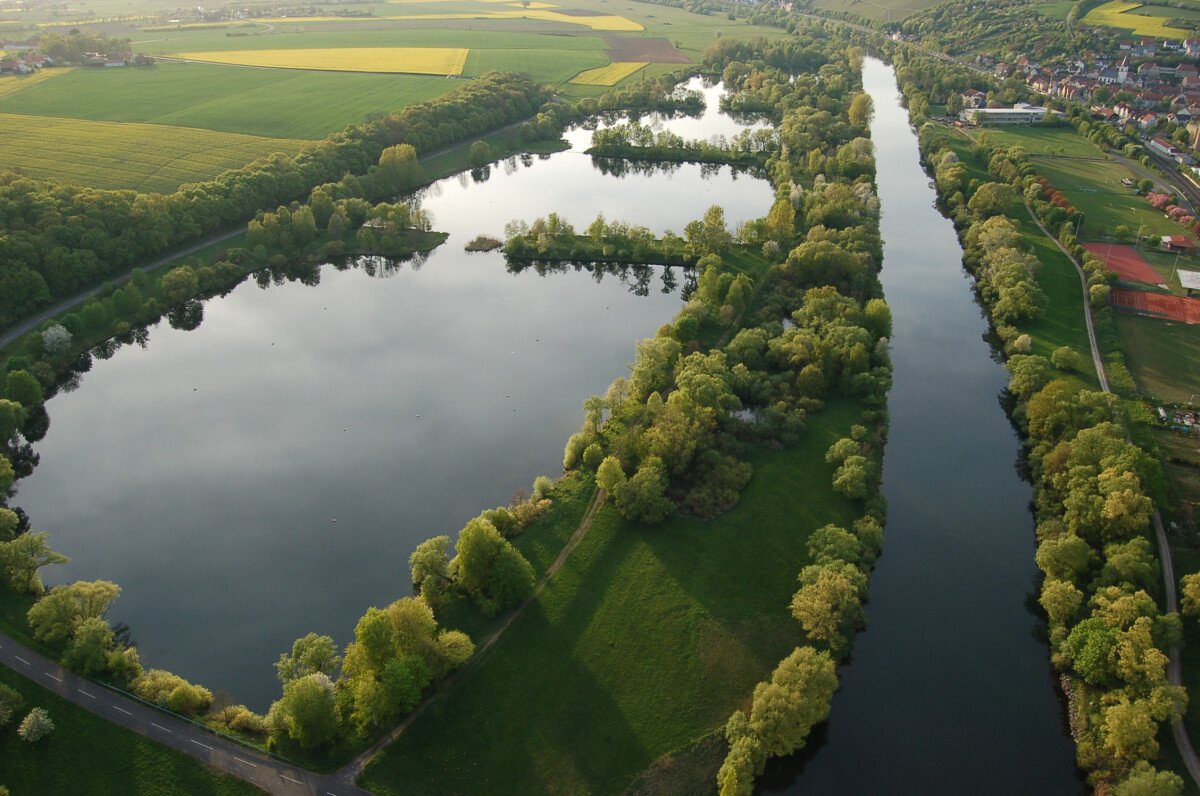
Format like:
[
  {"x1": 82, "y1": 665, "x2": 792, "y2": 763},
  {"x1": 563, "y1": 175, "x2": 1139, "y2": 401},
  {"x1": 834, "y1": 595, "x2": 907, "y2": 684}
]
[{"x1": 0, "y1": 631, "x2": 369, "y2": 796}]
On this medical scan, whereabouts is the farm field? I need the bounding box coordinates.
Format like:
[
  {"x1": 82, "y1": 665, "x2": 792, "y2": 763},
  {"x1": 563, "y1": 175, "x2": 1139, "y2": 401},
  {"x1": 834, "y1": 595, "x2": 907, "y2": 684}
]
[
  {"x1": 0, "y1": 63, "x2": 461, "y2": 139},
  {"x1": 804, "y1": 0, "x2": 950, "y2": 22},
  {"x1": 361, "y1": 400, "x2": 864, "y2": 795},
  {"x1": 0, "y1": 69, "x2": 68, "y2": 99},
  {"x1": 170, "y1": 46, "x2": 470, "y2": 75},
  {"x1": 464, "y1": 47, "x2": 608, "y2": 80},
  {"x1": 0, "y1": 666, "x2": 259, "y2": 796},
  {"x1": 571, "y1": 60, "x2": 648, "y2": 85},
  {"x1": 0, "y1": 112, "x2": 308, "y2": 192},
  {"x1": 1083, "y1": 0, "x2": 1194, "y2": 38},
  {"x1": 1116, "y1": 312, "x2": 1200, "y2": 402}
]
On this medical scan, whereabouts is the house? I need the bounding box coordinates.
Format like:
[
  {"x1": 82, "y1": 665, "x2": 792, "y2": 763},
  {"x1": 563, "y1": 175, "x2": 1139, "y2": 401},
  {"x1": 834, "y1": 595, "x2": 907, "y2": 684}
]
[
  {"x1": 962, "y1": 89, "x2": 987, "y2": 109},
  {"x1": 1138, "y1": 62, "x2": 1160, "y2": 80},
  {"x1": 1138, "y1": 112, "x2": 1161, "y2": 131},
  {"x1": 1150, "y1": 136, "x2": 1181, "y2": 157},
  {"x1": 1161, "y1": 234, "x2": 1194, "y2": 251},
  {"x1": 1120, "y1": 39, "x2": 1134, "y2": 50},
  {"x1": 1187, "y1": 39, "x2": 1200, "y2": 58},
  {"x1": 1177, "y1": 63, "x2": 1198, "y2": 80},
  {"x1": 1092, "y1": 105, "x2": 1119, "y2": 122}
]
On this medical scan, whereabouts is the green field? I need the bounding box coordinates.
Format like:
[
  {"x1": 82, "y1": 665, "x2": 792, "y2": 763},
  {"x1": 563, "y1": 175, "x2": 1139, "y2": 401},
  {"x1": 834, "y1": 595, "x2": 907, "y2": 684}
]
[
  {"x1": 0, "y1": 667, "x2": 260, "y2": 796},
  {"x1": 361, "y1": 400, "x2": 863, "y2": 795},
  {"x1": 1116, "y1": 313, "x2": 1200, "y2": 403},
  {"x1": 0, "y1": 112, "x2": 308, "y2": 191},
  {"x1": 463, "y1": 47, "x2": 607, "y2": 81},
  {"x1": 0, "y1": 63, "x2": 461, "y2": 139},
  {"x1": 804, "y1": 0, "x2": 950, "y2": 22},
  {"x1": 980, "y1": 126, "x2": 1110, "y2": 159},
  {"x1": 1034, "y1": 0, "x2": 1077, "y2": 20}
]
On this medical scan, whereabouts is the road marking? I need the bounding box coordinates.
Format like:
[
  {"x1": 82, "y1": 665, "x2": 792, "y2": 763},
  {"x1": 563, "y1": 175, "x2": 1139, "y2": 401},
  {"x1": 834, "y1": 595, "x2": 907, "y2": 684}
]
[
  {"x1": 234, "y1": 757, "x2": 257, "y2": 768},
  {"x1": 282, "y1": 775, "x2": 303, "y2": 785},
  {"x1": 113, "y1": 706, "x2": 132, "y2": 716},
  {"x1": 77, "y1": 688, "x2": 96, "y2": 699},
  {"x1": 189, "y1": 739, "x2": 214, "y2": 751},
  {"x1": 14, "y1": 655, "x2": 29, "y2": 665},
  {"x1": 44, "y1": 672, "x2": 61, "y2": 682},
  {"x1": 151, "y1": 722, "x2": 172, "y2": 733}
]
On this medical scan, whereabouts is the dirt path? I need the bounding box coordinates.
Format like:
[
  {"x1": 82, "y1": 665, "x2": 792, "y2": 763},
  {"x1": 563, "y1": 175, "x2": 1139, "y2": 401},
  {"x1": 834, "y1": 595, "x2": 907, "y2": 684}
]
[
  {"x1": 332, "y1": 487, "x2": 608, "y2": 788},
  {"x1": 1025, "y1": 200, "x2": 1200, "y2": 788}
]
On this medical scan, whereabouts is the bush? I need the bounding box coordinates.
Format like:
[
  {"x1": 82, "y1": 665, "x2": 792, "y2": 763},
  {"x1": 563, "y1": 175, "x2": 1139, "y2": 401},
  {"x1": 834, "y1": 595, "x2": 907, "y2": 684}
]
[
  {"x1": 18, "y1": 707, "x2": 53, "y2": 743},
  {"x1": 532, "y1": 475, "x2": 554, "y2": 501},
  {"x1": 0, "y1": 683, "x2": 22, "y2": 729}
]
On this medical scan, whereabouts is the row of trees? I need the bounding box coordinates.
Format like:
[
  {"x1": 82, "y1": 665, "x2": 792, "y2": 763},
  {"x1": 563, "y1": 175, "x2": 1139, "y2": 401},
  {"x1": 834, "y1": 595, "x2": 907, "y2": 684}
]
[
  {"x1": 905, "y1": 57, "x2": 1187, "y2": 791},
  {"x1": 0, "y1": 72, "x2": 553, "y2": 332},
  {"x1": 588, "y1": 121, "x2": 779, "y2": 165}
]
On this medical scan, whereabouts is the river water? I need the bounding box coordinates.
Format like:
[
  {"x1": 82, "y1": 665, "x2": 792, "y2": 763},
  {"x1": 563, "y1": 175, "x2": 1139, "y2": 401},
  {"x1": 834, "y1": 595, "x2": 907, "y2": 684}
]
[
  {"x1": 13, "y1": 82, "x2": 773, "y2": 708},
  {"x1": 760, "y1": 58, "x2": 1083, "y2": 793}
]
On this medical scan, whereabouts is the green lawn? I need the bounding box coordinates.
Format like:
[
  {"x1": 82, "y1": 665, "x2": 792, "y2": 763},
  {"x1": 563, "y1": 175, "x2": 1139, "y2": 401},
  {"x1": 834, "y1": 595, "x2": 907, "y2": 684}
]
[
  {"x1": 360, "y1": 400, "x2": 863, "y2": 795},
  {"x1": 1015, "y1": 214, "x2": 1100, "y2": 387},
  {"x1": 980, "y1": 127, "x2": 1110, "y2": 159},
  {"x1": 1034, "y1": 0, "x2": 1077, "y2": 21},
  {"x1": 1116, "y1": 313, "x2": 1200, "y2": 403},
  {"x1": 0, "y1": 667, "x2": 261, "y2": 795},
  {"x1": 0, "y1": 63, "x2": 461, "y2": 139}
]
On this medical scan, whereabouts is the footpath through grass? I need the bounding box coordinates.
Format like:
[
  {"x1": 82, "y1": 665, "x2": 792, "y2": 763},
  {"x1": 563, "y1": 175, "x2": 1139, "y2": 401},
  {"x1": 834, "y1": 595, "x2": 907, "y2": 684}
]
[
  {"x1": 0, "y1": 666, "x2": 261, "y2": 796},
  {"x1": 361, "y1": 400, "x2": 863, "y2": 794}
]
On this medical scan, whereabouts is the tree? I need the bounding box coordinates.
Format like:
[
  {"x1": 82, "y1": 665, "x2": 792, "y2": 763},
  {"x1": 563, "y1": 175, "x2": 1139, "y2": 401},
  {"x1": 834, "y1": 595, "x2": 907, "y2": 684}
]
[
  {"x1": 409, "y1": 536, "x2": 452, "y2": 603},
  {"x1": 0, "y1": 682, "x2": 22, "y2": 729},
  {"x1": 453, "y1": 518, "x2": 535, "y2": 613},
  {"x1": 596, "y1": 456, "x2": 626, "y2": 494},
  {"x1": 270, "y1": 672, "x2": 337, "y2": 751},
  {"x1": 159, "y1": 266, "x2": 199, "y2": 305},
  {"x1": 1181, "y1": 573, "x2": 1200, "y2": 618},
  {"x1": 1006, "y1": 355, "x2": 1053, "y2": 400},
  {"x1": 848, "y1": 92, "x2": 873, "y2": 127},
  {"x1": 832, "y1": 455, "x2": 870, "y2": 500},
  {"x1": 0, "y1": 532, "x2": 69, "y2": 594},
  {"x1": 1101, "y1": 697, "x2": 1160, "y2": 773},
  {"x1": 0, "y1": 399, "x2": 24, "y2": 443},
  {"x1": 381, "y1": 654, "x2": 431, "y2": 715},
  {"x1": 1051, "y1": 346, "x2": 1083, "y2": 372},
  {"x1": 806, "y1": 524, "x2": 862, "y2": 567},
  {"x1": 968, "y1": 182, "x2": 1018, "y2": 217},
  {"x1": 1064, "y1": 617, "x2": 1118, "y2": 686},
  {"x1": 17, "y1": 707, "x2": 53, "y2": 743},
  {"x1": 612, "y1": 456, "x2": 674, "y2": 524},
  {"x1": 276, "y1": 633, "x2": 341, "y2": 684},
  {"x1": 5, "y1": 370, "x2": 43, "y2": 408},
  {"x1": 0, "y1": 455, "x2": 11, "y2": 496},
  {"x1": 1114, "y1": 762, "x2": 1185, "y2": 795},
  {"x1": 1039, "y1": 579, "x2": 1084, "y2": 626},
  {"x1": 64, "y1": 616, "x2": 115, "y2": 675},
  {"x1": 748, "y1": 647, "x2": 838, "y2": 759},
  {"x1": 468, "y1": 140, "x2": 493, "y2": 168},
  {"x1": 26, "y1": 580, "x2": 119, "y2": 644},
  {"x1": 1035, "y1": 534, "x2": 1095, "y2": 584},
  {"x1": 790, "y1": 564, "x2": 864, "y2": 656}
]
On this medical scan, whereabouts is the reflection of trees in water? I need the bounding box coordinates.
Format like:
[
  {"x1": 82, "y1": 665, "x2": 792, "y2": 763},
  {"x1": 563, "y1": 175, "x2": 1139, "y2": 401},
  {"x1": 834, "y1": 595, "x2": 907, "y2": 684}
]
[
  {"x1": 589, "y1": 157, "x2": 765, "y2": 183},
  {"x1": 506, "y1": 259, "x2": 693, "y2": 298}
]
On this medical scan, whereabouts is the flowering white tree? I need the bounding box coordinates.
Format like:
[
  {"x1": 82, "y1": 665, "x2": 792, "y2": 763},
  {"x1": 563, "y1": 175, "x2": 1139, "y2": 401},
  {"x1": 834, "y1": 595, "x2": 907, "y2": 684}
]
[
  {"x1": 41, "y1": 324, "x2": 72, "y2": 355},
  {"x1": 18, "y1": 707, "x2": 53, "y2": 742}
]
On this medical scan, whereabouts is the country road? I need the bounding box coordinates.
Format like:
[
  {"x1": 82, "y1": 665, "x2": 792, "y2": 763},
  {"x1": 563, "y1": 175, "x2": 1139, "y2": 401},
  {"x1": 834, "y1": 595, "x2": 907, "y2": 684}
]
[
  {"x1": 0, "y1": 630, "x2": 368, "y2": 796},
  {"x1": 1025, "y1": 200, "x2": 1200, "y2": 788}
]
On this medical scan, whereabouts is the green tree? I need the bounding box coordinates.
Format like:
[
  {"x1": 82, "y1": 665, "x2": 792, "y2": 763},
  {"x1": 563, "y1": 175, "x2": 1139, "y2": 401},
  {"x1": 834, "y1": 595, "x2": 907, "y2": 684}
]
[
  {"x1": 596, "y1": 456, "x2": 626, "y2": 494},
  {"x1": 0, "y1": 455, "x2": 11, "y2": 496},
  {"x1": 1181, "y1": 573, "x2": 1200, "y2": 618},
  {"x1": 1114, "y1": 762, "x2": 1185, "y2": 795},
  {"x1": 748, "y1": 647, "x2": 838, "y2": 759},
  {"x1": 64, "y1": 616, "x2": 115, "y2": 675},
  {"x1": 276, "y1": 633, "x2": 342, "y2": 684},
  {"x1": 0, "y1": 399, "x2": 24, "y2": 442},
  {"x1": 612, "y1": 456, "x2": 674, "y2": 524},
  {"x1": 5, "y1": 370, "x2": 43, "y2": 408},
  {"x1": 0, "y1": 682, "x2": 20, "y2": 730},
  {"x1": 26, "y1": 580, "x2": 120, "y2": 645},
  {"x1": 17, "y1": 707, "x2": 53, "y2": 743},
  {"x1": 409, "y1": 536, "x2": 452, "y2": 603},
  {"x1": 468, "y1": 140, "x2": 493, "y2": 168},
  {"x1": 848, "y1": 92, "x2": 873, "y2": 127},
  {"x1": 1101, "y1": 697, "x2": 1160, "y2": 773},
  {"x1": 1035, "y1": 534, "x2": 1095, "y2": 584},
  {"x1": 968, "y1": 182, "x2": 1018, "y2": 217},
  {"x1": 832, "y1": 455, "x2": 870, "y2": 500},
  {"x1": 790, "y1": 564, "x2": 864, "y2": 655},
  {"x1": 270, "y1": 672, "x2": 338, "y2": 751},
  {"x1": 1064, "y1": 617, "x2": 1119, "y2": 686},
  {"x1": 453, "y1": 518, "x2": 535, "y2": 613},
  {"x1": 0, "y1": 532, "x2": 69, "y2": 594},
  {"x1": 1006, "y1": 354, "x2": 1053, "y2": 400},
  {"x1": 159, "y1": 266, "x2": 199, "y2": 305},
  {"x1": 806, "y1": 524, "x2": 862, "y2": 566},
  {"x1": 1039, "y1": 579, "x2": 1084, "y2": 626}
]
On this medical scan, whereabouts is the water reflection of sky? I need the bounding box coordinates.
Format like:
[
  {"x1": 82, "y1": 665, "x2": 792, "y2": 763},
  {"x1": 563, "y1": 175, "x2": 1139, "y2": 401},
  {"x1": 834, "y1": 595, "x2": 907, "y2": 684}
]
[{"x1": 13, "y1": 86, "x2": 775, "y2": 707}]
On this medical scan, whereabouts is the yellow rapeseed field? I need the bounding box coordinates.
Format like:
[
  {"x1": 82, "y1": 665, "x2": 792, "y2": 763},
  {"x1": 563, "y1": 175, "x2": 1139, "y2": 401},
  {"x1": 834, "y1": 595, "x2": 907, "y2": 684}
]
[
  {"x1": 0, "y1": 112, "x2": 308, "y2": 193},
  {"x1": 571, "y1": 61, "x2": 648, "y2": 85},
  {"x1": 1083, "y1": 1, "x2": 1192, "y2": 38},
  {"x1": 173, "y1": 47, "x2": 470, "y2": 75}
]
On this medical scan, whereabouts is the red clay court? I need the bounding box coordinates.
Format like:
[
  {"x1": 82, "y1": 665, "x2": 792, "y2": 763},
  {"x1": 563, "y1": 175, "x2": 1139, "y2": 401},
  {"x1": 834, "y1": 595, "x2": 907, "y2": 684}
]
[
  {"x1": 1112, "y1": 288, "x2": 1200, "y2": 323},
  {"x1": 1082, "y1": 244, "x2": 1165, "y2": 285}
]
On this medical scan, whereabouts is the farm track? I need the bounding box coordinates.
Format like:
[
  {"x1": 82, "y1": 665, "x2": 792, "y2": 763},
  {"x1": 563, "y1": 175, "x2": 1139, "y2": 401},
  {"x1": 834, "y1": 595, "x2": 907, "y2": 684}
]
[{"x1": 1025, "y1": 199, "x2": 1200, "y2": 789}]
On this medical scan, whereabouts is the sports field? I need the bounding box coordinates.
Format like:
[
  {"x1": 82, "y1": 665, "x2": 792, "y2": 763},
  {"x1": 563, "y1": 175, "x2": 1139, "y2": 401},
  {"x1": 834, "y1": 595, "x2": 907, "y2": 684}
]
[
  {"x1": 1081, "y1": 243, "x2": 1166, "y2": 285},
  {"x1": 171, "y1": 46, "x2": 470, "y2": 75},
  {"x1": 0, "y1": 112, "x2": 308, "y2": 191},
  {"x1": 1112, "y1": 287, "x2": 1200, "y2": 323},
  {"x1": 1116, "y1": 313, "x2": 1200, "y2": 402},
  {"x1": 1083, "y1": 1, "x2": 1194, "y2": 37},
  {"x1": 571, "y1": 60, "x2": 647, "y2": 85}
]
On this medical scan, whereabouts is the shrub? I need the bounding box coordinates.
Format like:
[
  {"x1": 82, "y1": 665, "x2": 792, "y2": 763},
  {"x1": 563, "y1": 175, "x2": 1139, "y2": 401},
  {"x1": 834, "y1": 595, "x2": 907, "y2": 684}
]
[{"x1": 18, "y1": 707, "x2": 53, "y2": 743}]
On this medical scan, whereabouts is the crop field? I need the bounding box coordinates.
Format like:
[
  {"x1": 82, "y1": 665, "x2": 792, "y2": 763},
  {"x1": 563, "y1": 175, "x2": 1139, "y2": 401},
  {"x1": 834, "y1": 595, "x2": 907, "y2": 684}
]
[
  {"x1": 171, "y1": 46, "x2": 470, "y2": 74},
  {"x1": 1083, "y1": 1, "x2": 1194, "y2": 38},
  {"x1": 464, "y1": 47, "x2": 607, "y2": 80},
  {"x1": 571, "y1": 60, "x2": 647, "y2": 85},
  {"x1": 0, "y1": 112, "x2": 308, "y2": 191},
  {"x1": 0, "y1": 63, "x2": 461, "y2": 139},
  {"x1": 804, "y1": 0, "x2": 951, "y2": 22},
  {"x1": 0, "y1": 68, "x2": 66, "y2": 99}
]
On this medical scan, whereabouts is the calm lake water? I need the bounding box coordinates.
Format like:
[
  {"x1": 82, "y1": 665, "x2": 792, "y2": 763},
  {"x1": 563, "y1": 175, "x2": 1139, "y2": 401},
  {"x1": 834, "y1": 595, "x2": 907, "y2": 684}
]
[
  {"x1": 14, "y1": 83, "x2": 773, "y2": 708},
  {"x1": 759, "y1": 57, "x2": 1083, "y2": 794}
]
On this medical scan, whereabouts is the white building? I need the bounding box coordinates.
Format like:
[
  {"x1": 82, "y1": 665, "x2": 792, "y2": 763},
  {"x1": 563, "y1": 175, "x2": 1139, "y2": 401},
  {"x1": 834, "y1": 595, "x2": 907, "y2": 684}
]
[{"x1": 961, "y1": 103, "x2": 1058, "y2": 126}]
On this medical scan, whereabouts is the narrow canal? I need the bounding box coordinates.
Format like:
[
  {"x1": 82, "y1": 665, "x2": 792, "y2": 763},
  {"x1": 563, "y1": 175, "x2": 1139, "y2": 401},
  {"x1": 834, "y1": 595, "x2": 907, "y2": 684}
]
[{"x1": 762, "y1": 57, "x2": 1083, "y2": 793}]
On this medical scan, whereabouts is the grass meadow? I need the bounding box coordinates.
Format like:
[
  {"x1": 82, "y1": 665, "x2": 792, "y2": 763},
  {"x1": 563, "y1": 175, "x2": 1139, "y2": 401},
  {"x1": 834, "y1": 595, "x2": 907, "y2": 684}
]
[
  {"x1": 1116, "y1": 313, "x2": 1200, "y2": 403},
  {"x1": 361, "y1": 400, "x2": 864, "y2": 794},
  {"x1": 0, "y1": 666, "x2": 260, "y2": 796}
]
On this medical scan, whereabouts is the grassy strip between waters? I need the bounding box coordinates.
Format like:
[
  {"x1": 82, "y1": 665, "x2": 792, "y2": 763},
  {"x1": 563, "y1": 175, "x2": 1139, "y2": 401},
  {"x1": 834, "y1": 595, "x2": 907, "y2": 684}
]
[
  {"x1": 360, "y1": 400, "x2": 864, "y2": 794},
  {"x1": 0, "y1": 666, "x2": 262, "y2": 796}
]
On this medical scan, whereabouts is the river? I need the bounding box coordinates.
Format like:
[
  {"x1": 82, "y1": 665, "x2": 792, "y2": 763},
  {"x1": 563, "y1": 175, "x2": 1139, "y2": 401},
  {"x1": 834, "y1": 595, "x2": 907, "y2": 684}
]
[
  {"x1": 12, "y1": 81, "x2": 773, "y2": 709},
  {"x1": 760, "y1": 58, "x2": 1083, "y2": 793}
]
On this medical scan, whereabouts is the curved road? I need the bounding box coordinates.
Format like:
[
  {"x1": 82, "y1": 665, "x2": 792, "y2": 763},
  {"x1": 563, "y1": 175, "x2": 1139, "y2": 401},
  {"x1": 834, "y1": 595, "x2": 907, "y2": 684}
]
[
  {"x1": 0, "y1": 630, "x2": 368, "y2": 796},
  {"x1": 1026, "y1": 200, "x2": 1200, "y2": 788}
]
